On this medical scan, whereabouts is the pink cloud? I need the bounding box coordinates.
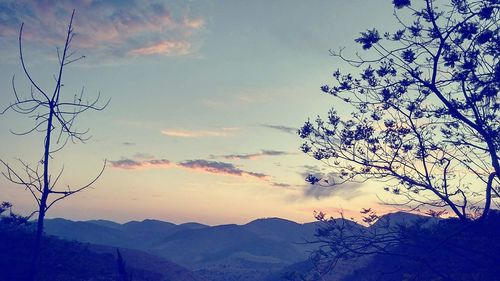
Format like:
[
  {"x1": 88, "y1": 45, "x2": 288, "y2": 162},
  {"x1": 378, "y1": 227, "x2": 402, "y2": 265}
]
[
  {"x1": 129, "y1": 40, "x2": 191, "y2": 56},
  {"x1": 161, "y1": 127, "x2": 239, "y2": 138},
  {"x1": 109, "y1": 155, "x2": 269, "y2": 182},
  {"x1": 0, "y1": 0, "x2": 205, "y2": 59}
]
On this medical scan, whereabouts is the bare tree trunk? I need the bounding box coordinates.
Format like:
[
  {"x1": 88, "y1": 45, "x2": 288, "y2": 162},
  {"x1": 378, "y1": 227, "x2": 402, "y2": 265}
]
[
  {"x1": 28, "y1": 208, "x2": 45, "y2": 281},
  {"x1": 28, "y1": 105, "x2": 54, "y2": 281},
  {"x1": 480, "y1": 172, "x2": 496, "y2": 220}
]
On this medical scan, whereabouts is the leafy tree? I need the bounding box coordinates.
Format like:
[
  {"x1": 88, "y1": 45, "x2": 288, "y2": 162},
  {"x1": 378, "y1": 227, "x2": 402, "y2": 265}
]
[
  {"x1": 299, "y1": 0, "x2": 499, "y2": 221},
  {"x1": 0, "y1": 10, "x2": 108, "y2": 280}
]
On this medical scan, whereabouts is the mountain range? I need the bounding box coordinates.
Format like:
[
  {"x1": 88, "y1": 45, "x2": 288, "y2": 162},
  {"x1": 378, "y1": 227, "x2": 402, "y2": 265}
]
[
  {"x1": 4, "y1": 211, "x2": 498, "y2": 280},
  {"x1": 42, "y1": 212, "x2": 425, "y2": 281}
]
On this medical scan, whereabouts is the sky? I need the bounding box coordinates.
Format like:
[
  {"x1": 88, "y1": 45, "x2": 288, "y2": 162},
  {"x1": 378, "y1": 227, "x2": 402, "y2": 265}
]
[{"x1": 0, "y1": 0, "x2": 399, "y2": 225}]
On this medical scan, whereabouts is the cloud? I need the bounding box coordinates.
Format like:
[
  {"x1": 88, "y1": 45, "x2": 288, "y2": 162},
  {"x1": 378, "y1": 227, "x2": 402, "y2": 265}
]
[
  {"x1": 178, "y1": 159, "x2": 268, "y2": 179},
  {"x1": 271, "y1": 182, "x2": 296, "y2": 189},
  {"x1": 110, "y1": 158, "x2": 172, "y2": 170},
  {"x1": 260, "y1": 124, "x2": 297, "y2": 135},
  {"x1": 213, "y1": 150, "x2": 292, "y2": 160},
  {"x1": 132, "y1": 152, "x2": 155, "y2": 160},
  {"x1": 201, "y1": 94, "x2": 272, "y2": 108},
  {"x1": 109, "y1": 154, "x2": 269, "y2": 181},
  {"x1": 304, "y1": 182, "x2": 364, "y2": 200},
  {"x1": 161, "y1": 127, "x2": 238, "y2": 138},
  {"x1": 182, "y1": 17, "x2": 204, "y2": 29},
  {"x1": 128, "y1": 40, "x2": 191, "y2": 56},
  {"x1": 299, "y1": 165, "x2": 365, "y2": 200},
  {"x1": 0, "y1": 0, "x2": 206, "y2": 59}
]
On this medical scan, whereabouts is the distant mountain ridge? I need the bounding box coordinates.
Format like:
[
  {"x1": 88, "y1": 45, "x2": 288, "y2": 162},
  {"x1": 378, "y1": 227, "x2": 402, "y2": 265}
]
[
  {"x1": 44, "y1": 216, "x2": 321, "y2": 265},
  {"x1": 44, "y1": 213, "x2": 432, "y2": 281}
]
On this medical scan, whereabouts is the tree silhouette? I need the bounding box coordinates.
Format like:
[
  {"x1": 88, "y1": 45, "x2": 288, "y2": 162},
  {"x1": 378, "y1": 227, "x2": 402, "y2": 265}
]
[
  {"x1": 311, "y1": 209, "x2": 500, "y2": 280},
  {"x1": 0, "y1": 10, "x2": 108, "y2": 280},
  {"x1": 299, "y1": 0, "x2": 499, "y2": 221},
  {"x1": 0, "y1": 201, "x2": 29, "y2": 227}
]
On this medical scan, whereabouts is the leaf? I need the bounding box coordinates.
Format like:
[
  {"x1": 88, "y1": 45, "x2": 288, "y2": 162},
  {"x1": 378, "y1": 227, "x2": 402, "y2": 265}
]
[
  {"x1": 355, "y1": 29, "x2": 381, "y2": 50},
  {"x1": 401, "y1": 49, "x2": 416, "y2": 63},
  {"x1": 393, "y1": 0, "x2": 411, "y2": 9}
]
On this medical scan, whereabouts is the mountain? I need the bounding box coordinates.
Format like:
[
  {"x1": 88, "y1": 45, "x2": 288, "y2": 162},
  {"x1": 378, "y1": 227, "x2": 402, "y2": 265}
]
[
  {"x1": 44, "y1": 218, "x2": 209, "y2": 251},
  {"x1": 179, "y1": 222, "x2": 209, "y2": 230},
  {"x1": 44, "y1": 218, "x2": 131, "y2": 247},
  {"x1": 86, "y1": 219, "x2": 123, "y2": 229},
  {"x1": 151, "y1": 223, "x2": 305, "y2": 267},
  {"x1": 121, "y1": 219, "x2": 180, "y2": 249},
  {"x1": 123, "y1": 219, "x2": 177, "y2": 235},
  {"x1": 242, "y1": 217, "x2": 313, "y2": 242},
  {"x1": 372, "y1": 211, "x2": 438, "y2": 228}
]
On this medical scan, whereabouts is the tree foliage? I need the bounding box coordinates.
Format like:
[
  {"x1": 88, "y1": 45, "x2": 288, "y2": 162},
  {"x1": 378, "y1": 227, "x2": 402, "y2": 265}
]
[{"x1": 299, "y1": 0, "x2": 499, "y2": 221}]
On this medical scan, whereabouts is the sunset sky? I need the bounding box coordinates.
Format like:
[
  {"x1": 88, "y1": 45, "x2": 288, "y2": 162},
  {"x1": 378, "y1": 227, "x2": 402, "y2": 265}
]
[{"x1": 0, "y1": 0, "x2": 399, "y2": 225}]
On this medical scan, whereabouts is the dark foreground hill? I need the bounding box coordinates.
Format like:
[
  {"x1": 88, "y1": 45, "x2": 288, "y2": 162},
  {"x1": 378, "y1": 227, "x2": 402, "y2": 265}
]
[
  {"x1": 0, "y1": 225, "x2": 204, "y2": 281},
  {"x1": 343, "y1": 212, "x2": 500, "y2": 281}
]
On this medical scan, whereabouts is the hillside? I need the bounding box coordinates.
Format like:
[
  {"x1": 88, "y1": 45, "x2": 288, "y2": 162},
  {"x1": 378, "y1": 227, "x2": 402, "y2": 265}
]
[
  {"x1": 0, "y1": 225, "x2": 204, "y2": 281},
  {"x1": 344, "y1": 212, "x2": 500, "y2": 280}
]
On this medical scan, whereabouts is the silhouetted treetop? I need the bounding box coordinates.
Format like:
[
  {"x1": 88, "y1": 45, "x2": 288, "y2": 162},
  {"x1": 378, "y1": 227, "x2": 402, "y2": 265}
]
[{"x1": 300, "y1": 0, "x2": 499, "y2": 221}]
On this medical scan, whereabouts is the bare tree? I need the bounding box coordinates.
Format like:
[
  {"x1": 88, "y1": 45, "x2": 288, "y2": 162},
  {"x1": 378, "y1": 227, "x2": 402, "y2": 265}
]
[
  {"x1": 0, "y1": 10, "x2": 108, "y2": 280},
  {"x1": 299, "y1": 0, "x2": 499, "y2": 221}
]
